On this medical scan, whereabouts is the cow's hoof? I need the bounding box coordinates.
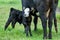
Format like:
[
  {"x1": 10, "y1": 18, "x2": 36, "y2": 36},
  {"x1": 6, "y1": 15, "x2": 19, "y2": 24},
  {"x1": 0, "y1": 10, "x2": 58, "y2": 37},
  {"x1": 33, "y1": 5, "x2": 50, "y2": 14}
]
[
  {"x1": 48, "y1": 34, "x2": 52, "y2": 39},
  {"x1": 43, "y1": 37, "x2": 47, "y2": 39},
  {"x1": 48, "y1": 37, "x2": 52, "y2": 39},
  {"x1": 55, "y1": 27, "x2": 58, "y2": 33},
  {"x1": 34, "y1": 29, "x2": 37, "y2": 31},
  {"x1": 26, "y1": 34, "x2": 28, "y2": 37}
]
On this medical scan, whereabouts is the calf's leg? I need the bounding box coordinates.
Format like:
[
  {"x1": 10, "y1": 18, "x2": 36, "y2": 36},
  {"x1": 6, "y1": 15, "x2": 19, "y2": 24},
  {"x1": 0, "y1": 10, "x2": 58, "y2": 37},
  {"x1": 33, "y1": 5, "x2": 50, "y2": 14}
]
[
  {"x1": 11, "y1": 20, "x2": 16, "y2": 29},
  {"x1": 34, "y1": 16, "x2": 38, "y2": 31},
  {"x1": 4, "y1": 16, "x2": 13, "y2": 30}
]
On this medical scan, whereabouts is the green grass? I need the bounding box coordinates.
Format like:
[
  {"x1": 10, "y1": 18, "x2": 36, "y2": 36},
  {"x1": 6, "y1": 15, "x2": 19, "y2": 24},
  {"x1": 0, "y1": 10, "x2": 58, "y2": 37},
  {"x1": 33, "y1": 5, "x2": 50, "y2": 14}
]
[
  {"x1": 0, "y1": 0, "x2": 60, "y2": 40},
  {"x1": 58, "y1": 0, "x2": 60, "y2": 7}
]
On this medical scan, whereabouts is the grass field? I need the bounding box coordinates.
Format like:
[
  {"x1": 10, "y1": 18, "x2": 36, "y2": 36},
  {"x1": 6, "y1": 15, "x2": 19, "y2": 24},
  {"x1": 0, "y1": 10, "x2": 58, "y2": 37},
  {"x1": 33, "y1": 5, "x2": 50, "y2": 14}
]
[
  {"x1": 58, "y1": 0, "x2": 60, "y2": 7},
  {"x1": 0, "y1": 0, "x2": 60, "y2": 40}
]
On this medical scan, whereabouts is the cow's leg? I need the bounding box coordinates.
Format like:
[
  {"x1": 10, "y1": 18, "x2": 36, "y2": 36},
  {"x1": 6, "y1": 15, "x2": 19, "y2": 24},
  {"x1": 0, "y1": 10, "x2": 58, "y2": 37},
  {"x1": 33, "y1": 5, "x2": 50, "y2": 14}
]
[
  {"x1": 37, "y1": 6, "x2": 47, "y2": 39},
  {"x1": 34, "y1": 16, "x2": 38, "y2": 31},
  {"x1": 11, "y1": 19, "x2": 16, "y2": 29},
  {"x1": 4, "y1": 16, "x2": 13, "y2": 30},
  {"x1": 48, "y1": 6, "x2": 55, "y2": 39},
  {"x1": 48, "y1": 12, "x2": 53, "y2": 39},
  {"x1": 48, "y1": 0, "x2": 58, "y2": 38},
  {"x1": 39, "y1": 12, "x2": 47, "y2": 39},
  {"x1": 37, "y1": 3, "x2": 48, "y2": 39}
]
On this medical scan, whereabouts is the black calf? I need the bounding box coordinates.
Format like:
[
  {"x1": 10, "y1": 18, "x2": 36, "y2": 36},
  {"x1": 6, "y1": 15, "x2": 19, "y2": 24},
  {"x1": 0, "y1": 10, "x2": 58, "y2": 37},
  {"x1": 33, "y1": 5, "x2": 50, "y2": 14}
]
[{"x1": 4, "y1": 8, "x2": 37, "y2": 36}]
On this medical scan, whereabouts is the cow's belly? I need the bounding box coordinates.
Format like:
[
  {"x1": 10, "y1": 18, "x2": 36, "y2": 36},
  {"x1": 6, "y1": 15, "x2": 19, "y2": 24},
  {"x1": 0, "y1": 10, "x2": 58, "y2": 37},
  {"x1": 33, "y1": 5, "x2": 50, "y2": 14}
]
[{"x1": 33, "y1": 0, "x2": 51, "y2": 12}]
